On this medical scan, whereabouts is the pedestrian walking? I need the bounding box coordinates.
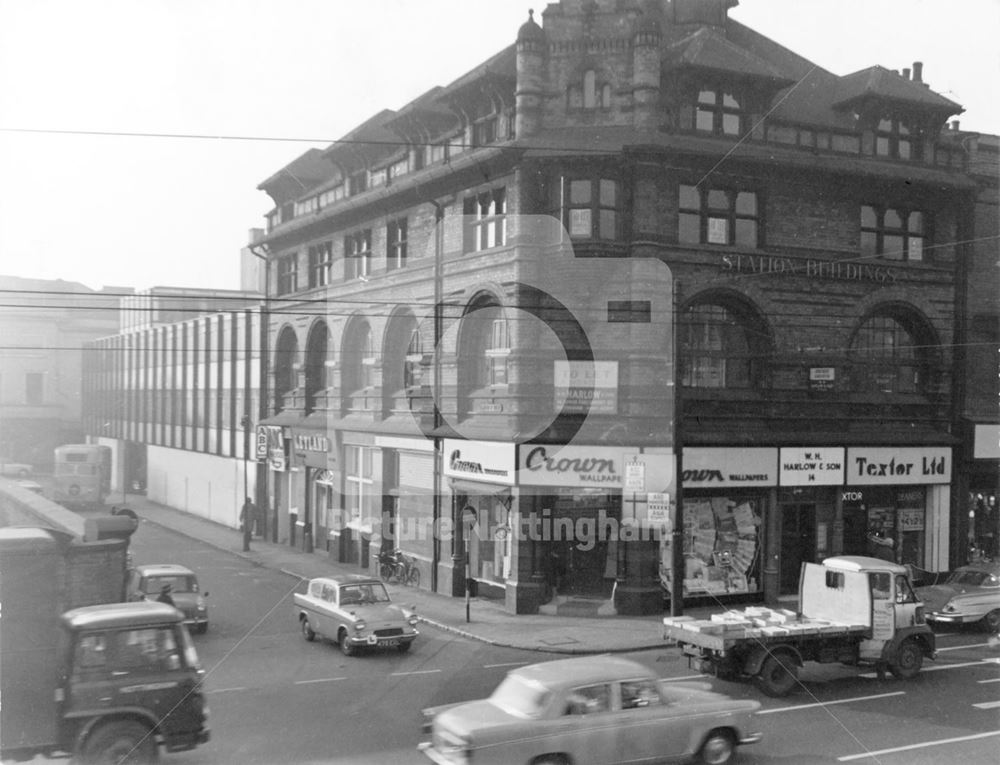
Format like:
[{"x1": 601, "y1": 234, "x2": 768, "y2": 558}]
[
  {"x1": 241, "y1": 497, "x2": 255, "y2": 552},
  {"x1": 156, "y1": 583, "x2": 175, "y2": 607}
]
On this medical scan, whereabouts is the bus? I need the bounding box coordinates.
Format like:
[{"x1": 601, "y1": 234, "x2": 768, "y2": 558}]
[{"x1": 52, "y1": 444, "x2": 112, "y2": 509}]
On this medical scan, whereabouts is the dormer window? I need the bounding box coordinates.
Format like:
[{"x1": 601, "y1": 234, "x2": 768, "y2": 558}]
[
  {"x1": 696, "y1": 88, "x2": 742, "y2": 136},
  {"x1": 875, "y1": 117, "x2": 921, "y2": 160},
  {"x1": 557, "y1": 176, "x2": 620, "y2": 240}
]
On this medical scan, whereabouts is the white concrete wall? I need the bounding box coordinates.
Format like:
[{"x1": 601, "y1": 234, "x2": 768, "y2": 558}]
[
  {"x1": 146, "y1": 445, "x2": 256, "y2": 529},
  {"x1": 927, "y1": 484, "x2": 951, "y2": 572}
]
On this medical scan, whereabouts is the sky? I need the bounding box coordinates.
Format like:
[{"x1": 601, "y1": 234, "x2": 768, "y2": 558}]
[{"x1": 0, "y1": 0, "x2": 997, "y2": 293}]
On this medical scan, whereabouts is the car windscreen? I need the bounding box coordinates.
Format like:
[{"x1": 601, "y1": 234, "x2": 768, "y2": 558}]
[
  {"x1": 144, "y1": 575, "x2": 198, "y2": 594},
  {"x1": 489, "y1": 674, "x2": 552, "y2": 718},
  {"x1": 948, "y1": 570, "x2": 990, "y2": 587}
]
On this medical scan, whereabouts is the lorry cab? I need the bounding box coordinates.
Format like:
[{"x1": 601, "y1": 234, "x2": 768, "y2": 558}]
[
  {"x1": 817, "y1": 556, "x2": 932, "y2": 664},
  {"x1": 60, "y1": 601, "x2": 210, "y2": 757}
]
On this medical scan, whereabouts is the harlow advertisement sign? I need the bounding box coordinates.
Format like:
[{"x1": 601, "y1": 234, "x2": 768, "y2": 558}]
[
  {"x1": 779, "y1": 447, "x2": 845, "y2": 486},
  {"x1": 553, "y1": 360, "x2": 619, "y2": 415}
]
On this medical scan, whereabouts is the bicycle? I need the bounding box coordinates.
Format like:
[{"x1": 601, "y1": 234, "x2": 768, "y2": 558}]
[{"x1": 376, "y1": 549, "x2": 420, "y2": 587}]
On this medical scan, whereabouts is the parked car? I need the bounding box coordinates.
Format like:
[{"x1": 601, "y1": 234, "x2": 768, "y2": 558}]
[
  {"x1": 127, "y1": 563, "x2": 209, "y2": 634},
  {"x1": 917, "y1": 561, "x2": 1000, "y2": 632},
  {"x1": 419, "y1": 655, "x2": 762, "y2": 765},
  {"x1": 0, "y1": 461, "x2": 32, "y2": 478},
  {"x1": 293, "y1": 575, "x2": 419, "y2": 656}
]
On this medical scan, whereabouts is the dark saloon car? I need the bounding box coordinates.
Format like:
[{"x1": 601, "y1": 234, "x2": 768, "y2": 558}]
[{"x1": 127, "y1": 563, "x2": 209, "y2": 634}]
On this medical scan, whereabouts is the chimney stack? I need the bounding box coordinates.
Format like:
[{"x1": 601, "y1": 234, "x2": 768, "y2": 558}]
[
  {"x1": 912, "y1": 61, "x2": 923, "y2": 82},
  {"x1": 951, "y1": 120, "x2": 961, "y2": 131},
  {"x1": 902, "y1": 67, "x2": 911, "y2": 80}
]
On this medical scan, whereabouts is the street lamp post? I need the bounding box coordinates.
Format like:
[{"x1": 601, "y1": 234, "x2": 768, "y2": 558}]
[{"x1": 249, "y1": 243, "x2": 273, "y2": 543}]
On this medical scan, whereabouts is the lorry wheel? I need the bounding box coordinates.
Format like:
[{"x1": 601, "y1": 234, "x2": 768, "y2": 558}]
[
  {"x1": 82, "y1": 720, "x2": 158, "y2": 764},
  {"x1": 889, "y1": 638, "x2": 923, "y2": 679},
  {"x1": 698, "y1": 728, "x2": 735, "y2": 764},
  {"x1": 754, "y1": 654, "x2": 798, "y2": 697},
  {"x1": 982, "y1": 609, "x2": 1000, "y2": 633}
]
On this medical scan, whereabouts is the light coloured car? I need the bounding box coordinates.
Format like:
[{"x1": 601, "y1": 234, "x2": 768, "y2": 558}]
[
  {"x1": 127, "y1": 563, "x2": 210, "y2": 634},
  {"x1": 917, "y1": 561, "x2": 1000, "y2": 632},
  {"x1": 294, "y1": 575, "x2": 419, "y2": 656},
  {"x1": 15, "y1": 479, "x2": 44, "y2": 495},
  {"x1": 0, "y1": 461, "x2": 33, "y2": 478},
  {"x1": 419, "y1": 655, "x2": 761, "y2": 765}
]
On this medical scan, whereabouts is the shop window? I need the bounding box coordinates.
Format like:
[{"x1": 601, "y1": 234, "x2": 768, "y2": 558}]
[
  {"x1": 463, "y1": 188, "x2": 507, "y2": 253},
  {"x1": 680, "y1": 302, "x2": 768, "y2": 389},
  {"x1": 404, "y1": 327, "x2": 423, "y2": 391},
  {"x1": 345, "y1": 445, "x2": 375, "y2": 564},
  {"x1": 557, "y1": 177, "x2": 619, "y2": 240},
  {"x1": 860, "y1": 205, "x2": 926, "y2": 261},
  {"x1": 695, "y1": 88, "x2": 743, "y2": 136},
  {"x1": 849, "y1": 313, "x2": 929, "y2": 394},
  {"x1": 678, "y1": 185, "x2": 759, "y2": 247},
  {"x1": 660, "y1": 495, "x2": 762, "y2": 597}
]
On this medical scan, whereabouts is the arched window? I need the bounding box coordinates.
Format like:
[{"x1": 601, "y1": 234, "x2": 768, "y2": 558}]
[
  {"x1": 680, "y1": 299, "x2": 769, "y2": 389},
  {"x1": 458, "y1": 298, "x2": 509, "y2": 414},
  {"x1": 601, "y1": 83, "x2": 611, "y2": 108},
  {"x1": 849, "y1": 311, "x2": 932, "y2": 394},
  {"x1": 273, "y1": 326, "x2": 299, "y2": 414},
  {"x1": 381, "y1": 313, "x2": 423, "y2": 414},
  {"x1": 304, "y1": 322, "x2": 330, "y2": 415},
  {"x1": 343, "y1": 320, "x2": 376, "y2": 410}
]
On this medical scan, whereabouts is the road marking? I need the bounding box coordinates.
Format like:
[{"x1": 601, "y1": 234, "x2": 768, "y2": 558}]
[
  {"x1": 207, "y1": 687, "x2": 247, "y2": 694},
  {"x1": 837, "y1": 729, "x2": 1000, "y2": 761},
  {"x1": 294, "y1": 676, "x2": 347, "y2": 685},
  {"x1": 973, "y1": 700, "x2": 1000, "y2": 709},
  {"x1": 661, "y1": 675, "x2": 710, "y2": 682},
  {"x1": 483, "y1": 661, "x2": 529, "y2": 668},
  {"x1": 390, "y1": 669, "x2": 441, "y2": 677},
  {"x1": 937, "y1": 642, "x2": 991, "y2": 652},
  {"x1": 859, "y1": 659, "x2": 998, "y2": 679},
  {"x1": 758, "y1": 691, "x2": 904, "y2": 715},
  {"x1": 979, "y1": 678, "x2": 1000, "y2": 684}
]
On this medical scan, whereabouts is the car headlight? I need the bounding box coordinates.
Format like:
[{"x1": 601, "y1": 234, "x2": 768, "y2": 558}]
[
  {"x1": 196, "y1": 596, "x2": 207, "y2": 610},
  {"x1": 354, "y1": 620, "x2": 367, "y2": 632},
  {"x1": 942, "y1": 603, "x2": 957, "y2": 613},
  {"x1": 408, "y1": 615, "x2": 419, "y2": 627}
]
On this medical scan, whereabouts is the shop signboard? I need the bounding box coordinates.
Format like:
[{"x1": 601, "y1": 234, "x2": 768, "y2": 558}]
[
  {"x1": 517, "y1": 445, "x2": 674, "y2": 490},
  {"x1": 845, "y1": 447, "x2": 951, "y2": 485},
  {"x1": 258, "y1": 426, "x2": 286, "y2": 471},
  {"x1": 443, "y1": 439, "x2": 516, "y2": 485},
  {"x1": 682, "y1": 448, "x2": 777, "y2": 487},
  {"x1": 553, "y1": 360, "x2": 618, "y2": 415},
  {"x1": 779, "y1": 447, "x2": 844, "y2": 486}
]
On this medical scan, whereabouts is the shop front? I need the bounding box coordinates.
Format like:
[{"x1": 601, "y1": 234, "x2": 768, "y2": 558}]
[
  {"x1": 517, "y1": 444, "x2": 675, "y2": 616},
  {"x1": 669, "y1": 447, "x2": 775, "y2": 603},
  {"x1": 287, "y1": 428, "x2": 338, "y2": 554},
  {"x1": 842, "y1": 446, "x2": 952, "y2": 574},
  {"x1": 441, "y1": 439, "x2": 518, "y2": 606}
]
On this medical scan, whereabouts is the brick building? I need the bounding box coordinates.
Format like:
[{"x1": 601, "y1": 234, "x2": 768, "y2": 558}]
[{"x1": 253, "y1": 0, "x2": 983, "y2": 615}]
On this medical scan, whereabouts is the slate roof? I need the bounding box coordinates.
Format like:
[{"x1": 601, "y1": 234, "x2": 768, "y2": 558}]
[
  {"x1": 665, "y1": 26, "x2": 793, "y2": 85},
  {"x1": 833, "y1": 65, "x2": 964, "y2": 113},
  {"x1": 257, "y1": 148, "x2": 335, "y2": 201}
]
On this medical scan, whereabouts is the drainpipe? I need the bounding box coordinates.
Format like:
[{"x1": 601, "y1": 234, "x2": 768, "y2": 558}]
[{"x1": 429, "y1": 200, "x2": 445, "y2": 593}]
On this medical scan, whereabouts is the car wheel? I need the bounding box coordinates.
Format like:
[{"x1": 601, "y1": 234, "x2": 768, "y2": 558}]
[
  {"x1": 339, "y1": 629, "x2": 355, "y2": 656},
  {"x1": 196, "y1": 623, "x2": 208, "y2": 635},
  {"x1": 530, "y1": 756, "x2": 568, "y2": 765},
  {"x1": 397, "y1": 640, "x2": 412, "y2": 654},
  {"x1": 698, "y1": 728, "x2": 736, "y2": 765},
  {"x1": 379, "y1": 563, "x2": 394, "y2": 582},
  {"x1": 754, "y1": 653, "x2": 799, "y2": 697},
  {"x1": 889, "y1": 638, "x2": 923, "y2": 679},
  {"x1": 82, "y1": 719, "x2": 158, "y2": 764},
  {"x1": 301, "y1": 617, "x2": 316, "y2": 642},
  {"x1": 981, "y1": 609, "x2": 1000, "y2": 633}
]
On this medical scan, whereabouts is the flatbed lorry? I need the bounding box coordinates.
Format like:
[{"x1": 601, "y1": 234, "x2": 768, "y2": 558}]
[
  {"x1": 663, "y1": 555, "x2": 936, "y2": 697},
  {"x1": 0, "y1": 526, "x2": 209, "y2": 763}
]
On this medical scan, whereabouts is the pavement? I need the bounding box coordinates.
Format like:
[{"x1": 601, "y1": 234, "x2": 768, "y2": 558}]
[{"x1": 109, "y1": 494, "x2": 728, "y2": 655}]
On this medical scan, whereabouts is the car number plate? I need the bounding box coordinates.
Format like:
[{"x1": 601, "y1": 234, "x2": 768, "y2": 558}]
[{"x1": 382, "y1": 638, "x2": 400, "y2": 647}]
